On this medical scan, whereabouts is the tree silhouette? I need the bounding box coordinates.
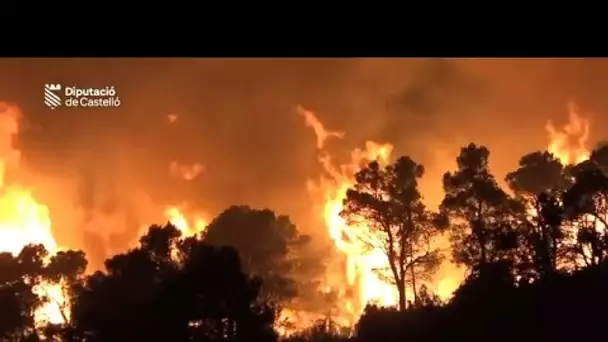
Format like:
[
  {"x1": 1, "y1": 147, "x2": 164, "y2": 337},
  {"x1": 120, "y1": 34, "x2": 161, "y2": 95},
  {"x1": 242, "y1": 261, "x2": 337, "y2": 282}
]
[
  {"x1": 562, "y1": 147, "x2": 608, "y2": 267},
  {"x1": 441, "y1": 144, "x2": 518, "y2": 272},
  {"x1": 147, "y1": 240, "x2": 276, "y2": 342},
  {"x1": 283, "y1": 320, "x2": 349, "y2": 342},
  {"x1": 203, "y1": 206, "x2": 325, "y2": 313},
  {"x1": 41, "y1": 249, "x2": 88, "y2": 342},
  {"x1": 9, "y1": 143, "x2": 608, "y2": 342},
  {"x1": 591, "y1": 142, "x2": 608, "y2": 173},
  {"x1": 71, "y1": 223, "x2": 276, "y2": 342},
  {"x1": 0, "y1": 246, "x2": 45, "y2": 342},
  {"x1": 340, "y1": 156, "x2": 445, "y2": 311},
  {"x1": 505, "y1": 151, "x2": 569, "y2": 278}
]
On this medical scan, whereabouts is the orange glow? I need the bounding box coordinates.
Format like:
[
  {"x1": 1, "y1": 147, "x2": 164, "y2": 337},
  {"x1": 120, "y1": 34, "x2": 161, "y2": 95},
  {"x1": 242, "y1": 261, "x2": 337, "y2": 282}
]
[
  {"x1": 164, "y1": 206, "x2": 209, "y2": 237},
  {"x1": 546, "y1": 102, "x2": 590, "y2": 165},
  {"x1": 169, "y1": 161, "x2": 205, "y2": 181},
  {"x1": 0, "y1": 103, "x2": 65, "y2": 326},
  {"x1": 0, "y1": 94, "x2": 600, "y2": 333},
  {"x1": 301, "y1": 102, "x2": 595, "y2": 325},
  {"x1": 0, "y1": 105, "x2": 212, "y2": 328},
  {"x1": 545, "y1": 103, "x2": 608, "y2": 264},
  {"x1": 302, "y1": 107, "x2": 401, "y2": 324}
]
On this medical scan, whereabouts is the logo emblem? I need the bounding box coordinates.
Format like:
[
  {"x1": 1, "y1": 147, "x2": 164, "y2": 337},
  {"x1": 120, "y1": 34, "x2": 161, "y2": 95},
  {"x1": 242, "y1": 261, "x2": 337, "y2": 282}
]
[{"x1": 44, "y1": 84, "x2": 62, "y2": 110}]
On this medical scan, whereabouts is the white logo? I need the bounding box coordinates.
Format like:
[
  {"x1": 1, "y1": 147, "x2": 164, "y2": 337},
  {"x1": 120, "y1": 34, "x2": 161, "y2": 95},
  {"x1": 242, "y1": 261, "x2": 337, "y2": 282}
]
[
  {"x1": 44, "y1": 84, "x2": 62, "y2": 110},
  {"x1": 43, "y1": 84, "x2": 121, "y2": 110}
]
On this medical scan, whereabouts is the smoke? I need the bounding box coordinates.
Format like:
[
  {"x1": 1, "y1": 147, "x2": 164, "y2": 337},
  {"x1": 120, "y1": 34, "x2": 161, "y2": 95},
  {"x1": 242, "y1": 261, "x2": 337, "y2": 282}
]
[{"x1": 3, "y1": 58, "x2": 608, "y2": 267}]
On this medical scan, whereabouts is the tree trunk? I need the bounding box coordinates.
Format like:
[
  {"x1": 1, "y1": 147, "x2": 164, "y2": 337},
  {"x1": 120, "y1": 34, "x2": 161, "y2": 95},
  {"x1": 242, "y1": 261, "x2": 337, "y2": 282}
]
[
  {"x1": 410, "y1": 265, "x2": 418, "y2": 305},
  {"x1": 397, "y1": 284, "x2": 407, "y2": 311},
  {"x1": 541, "y1": 226, "x2": 554, "y2": 275},
  {"x1": 539, "y1": 199, "x2": 555, "y2": 276},
  {"x1": 475, "y1": 203, "x2": 487, "y2": 265},
  {"x1": 392, "y1": 267, "x2": 407, "y2": 311}
]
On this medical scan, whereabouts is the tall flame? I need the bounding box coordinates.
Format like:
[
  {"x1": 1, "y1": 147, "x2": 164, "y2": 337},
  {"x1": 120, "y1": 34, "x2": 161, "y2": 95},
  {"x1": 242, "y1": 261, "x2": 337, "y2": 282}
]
[
  {"x1": 0, "y1": 98, "x2": 597, "y2": 333},
  {"x1": 301, "y1": 107, "x2": 399, "y2": 323},
  {"x1": 0, "y1": 103, "x2": 65, "y2": 325},
  {"x1": 303, "y1": 102, "x2": 596, "y2": 325},
  {"x1": 546, "y1": 102, "x2": 590, "y2": 165},
  {"x1": 319, "y1": 142, "x2": 398, "y2": 318},
  {"x1": 544, "y1": 103, "x2": 608, "y2": 266}
]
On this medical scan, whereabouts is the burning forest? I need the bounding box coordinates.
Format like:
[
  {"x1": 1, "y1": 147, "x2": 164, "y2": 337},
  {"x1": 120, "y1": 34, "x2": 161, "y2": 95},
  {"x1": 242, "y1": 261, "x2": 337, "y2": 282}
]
[{"x1": 0, "y1": 58, "x2": 608, "y2": 342}]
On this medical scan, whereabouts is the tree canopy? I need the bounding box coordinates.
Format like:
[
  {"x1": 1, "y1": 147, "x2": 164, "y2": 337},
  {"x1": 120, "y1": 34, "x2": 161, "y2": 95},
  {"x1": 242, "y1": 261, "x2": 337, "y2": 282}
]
[
  {"x1": 4, "y1": 144, "x2": 608, "y2": 342},
  {"x1": 203, "y1": 205, "x2": 328, "y2": 316},
  {"x1": 340, "y1": 156, "x2": 445, "y2": 311}
]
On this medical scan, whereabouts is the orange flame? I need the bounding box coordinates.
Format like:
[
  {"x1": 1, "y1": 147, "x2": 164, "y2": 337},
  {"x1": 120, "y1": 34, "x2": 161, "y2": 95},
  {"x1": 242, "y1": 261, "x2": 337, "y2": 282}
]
[
  {"x1": 164, "y1": 206, "x2": 209, "y2": 237},
  {"x1": 544, "y1": 103, "x2": 608, "y2": 265},
  {"x1": 0, "y1": 97, "x2": 596, "y2": 333},
  {"x1": 301, "y1": 102, "x2": 597, "y2": 326},
  {"x1": 302, "y1": 107, "x2": 399, "y2": 323},
  {"x1": 546, "y1": 102, "x2": 590, "y2": 165},
  {"x1": 0, "y1": 103, "x2": 65, "y2": 325}
]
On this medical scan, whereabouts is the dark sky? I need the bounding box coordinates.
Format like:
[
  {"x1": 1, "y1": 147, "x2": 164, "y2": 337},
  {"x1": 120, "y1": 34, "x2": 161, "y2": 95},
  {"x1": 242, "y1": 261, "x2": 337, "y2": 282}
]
[{"x1": 2, "y1": 58, "x2": 608, "y2": 266}]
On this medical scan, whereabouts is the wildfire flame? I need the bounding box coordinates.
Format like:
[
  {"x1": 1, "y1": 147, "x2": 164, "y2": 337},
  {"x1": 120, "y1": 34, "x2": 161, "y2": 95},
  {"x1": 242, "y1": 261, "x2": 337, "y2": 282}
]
[
  {"x1": 303, "y1": 102, "x2": 595, "y2": 326},
  {"x1": 0, "y1": 98, "x2": 596, "y2": 333},
  {"x1": 546, "y1": 101, "x2": 590, "y2": 165},
  {"x1": 0, "y1": 104, "x2": 211, "y2": 328},
  {"x1": 544, "y1": 103, "x2": 608, "y2": 267},
  {"x1": 301, "y1": 107, "x2": 399, "y2": 324},
  {"x1": 321, "y1": 143, "x2": 398, "y2": 317},
  {"x1": 164, "y1": 206, "x2": 208, "y2": 237},
  {"x1": 0, "y1": 103, "x2": 65, "y2": 325}
]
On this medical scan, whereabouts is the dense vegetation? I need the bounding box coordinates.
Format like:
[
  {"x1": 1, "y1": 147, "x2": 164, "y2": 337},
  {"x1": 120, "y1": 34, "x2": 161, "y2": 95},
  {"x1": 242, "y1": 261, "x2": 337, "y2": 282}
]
[{"x1": 3, "y1": 143, "x2": 608, "y2": 342}]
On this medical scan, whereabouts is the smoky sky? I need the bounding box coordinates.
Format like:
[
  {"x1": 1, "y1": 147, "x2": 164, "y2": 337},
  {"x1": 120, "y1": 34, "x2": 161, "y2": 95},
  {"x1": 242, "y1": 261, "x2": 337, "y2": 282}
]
[{"x1": 2, "y1": 58, "x2": 608, "y2": 264}]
